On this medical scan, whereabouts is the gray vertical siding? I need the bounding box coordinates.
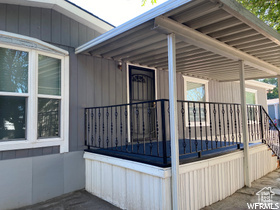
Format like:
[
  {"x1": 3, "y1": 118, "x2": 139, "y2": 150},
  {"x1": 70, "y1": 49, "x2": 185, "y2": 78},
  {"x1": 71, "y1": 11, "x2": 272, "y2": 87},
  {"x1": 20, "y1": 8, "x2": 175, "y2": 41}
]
[
  {"x1": 0, "y1": 3, "x2": 99, "y2": 48},
  {"x1": 156, "y1": 69, "x2": 184, "y2": 100},
  {"x1": 0, "y1": 3, "x2": 106, "y2": 154},
  {"x1": 73, "y1": 56, "x2": 127, "y2": 151}
]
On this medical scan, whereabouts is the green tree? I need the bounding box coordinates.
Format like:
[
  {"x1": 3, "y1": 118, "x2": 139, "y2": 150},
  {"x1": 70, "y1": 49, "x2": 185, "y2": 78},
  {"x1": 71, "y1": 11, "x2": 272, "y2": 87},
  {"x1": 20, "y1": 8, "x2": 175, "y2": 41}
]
[
  {"x1": 236, "y1": 0, "x2": 280, "y2": 32},
  {"x1": 258, "y1": 78, "x2": 278, "y2": 99},
  {"x1": 141, "y1": 0, "x2": 157, "y2": 6}
]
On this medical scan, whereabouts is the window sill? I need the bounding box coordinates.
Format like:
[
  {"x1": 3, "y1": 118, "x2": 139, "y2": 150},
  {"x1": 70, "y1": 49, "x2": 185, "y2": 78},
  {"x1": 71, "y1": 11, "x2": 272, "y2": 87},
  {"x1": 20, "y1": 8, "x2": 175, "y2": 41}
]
[{"x1": 0, "y1": 139, "x2": 64, "y2": 152}]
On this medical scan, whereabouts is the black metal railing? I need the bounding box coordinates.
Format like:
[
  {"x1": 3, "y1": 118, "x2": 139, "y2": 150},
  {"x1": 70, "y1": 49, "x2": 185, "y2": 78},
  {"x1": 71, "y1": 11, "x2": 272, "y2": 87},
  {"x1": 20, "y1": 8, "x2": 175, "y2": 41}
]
[
  {"x1": 84, "y1": 99, "x2": 279, "y2": 166},
  {"x1": 261, "y1": 107, "x2": 280, "y2": 157},
  {"x1": 85, "y1": 100, "x2": 168, "y2": 166}
]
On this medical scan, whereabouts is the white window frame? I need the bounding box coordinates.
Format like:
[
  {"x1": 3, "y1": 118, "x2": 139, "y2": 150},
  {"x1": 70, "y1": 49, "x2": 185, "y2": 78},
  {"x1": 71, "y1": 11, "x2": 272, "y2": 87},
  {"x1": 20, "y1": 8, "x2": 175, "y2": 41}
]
[
  {"x1": 0, "y1": 35, "x2": 69, "y2": 153},
  {"x1": 183, "y1": 76, "x2": 209, "y2": 127},
  {"x1": 245, "y1": 88, "x2": 258, "y2": 124},
  {"x1": 245, "y1": 88, "x2": 258, "y2": 105}
]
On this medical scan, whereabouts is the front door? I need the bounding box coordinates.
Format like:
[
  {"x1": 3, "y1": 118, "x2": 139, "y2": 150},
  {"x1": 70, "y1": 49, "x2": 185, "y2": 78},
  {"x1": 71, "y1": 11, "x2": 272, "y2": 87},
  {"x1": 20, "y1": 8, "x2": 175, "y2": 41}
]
[{"x1": 129, "y1": 66, "x2": 156, "y2": 141}]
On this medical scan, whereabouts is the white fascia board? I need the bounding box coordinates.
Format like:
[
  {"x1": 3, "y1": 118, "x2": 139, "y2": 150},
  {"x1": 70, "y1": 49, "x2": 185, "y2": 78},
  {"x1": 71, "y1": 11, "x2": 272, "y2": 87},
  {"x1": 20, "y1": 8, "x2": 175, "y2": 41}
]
[
  {"x1": 0, "y1": 0, "x2": 113, "y2": 33},
  {"x1": 0, "y1": 30, "x2": 69, "y2": 55},
  {"x1": 154, "y1": 16, "x2": 280, "y2": 76},
  {"x1": 217, "y1": 0, "x2": 280, "y2": 46},
  {"x1": 52, "y1": 1, "x2": 113, "y2": 33},
  {"x1": 75, "y1": 0, "x2": 192, "y2": 54},
  {"x1": 245, "y1": 80, "x2": 276, "y2": 90}
]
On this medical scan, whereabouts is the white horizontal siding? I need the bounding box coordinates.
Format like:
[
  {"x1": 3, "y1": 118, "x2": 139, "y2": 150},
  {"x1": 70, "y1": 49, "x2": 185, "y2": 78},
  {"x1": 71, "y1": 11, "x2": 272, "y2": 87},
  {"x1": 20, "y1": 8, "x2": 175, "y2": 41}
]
[{"x1": 84, "y1": 144, "x2": 277, "y2": 210}]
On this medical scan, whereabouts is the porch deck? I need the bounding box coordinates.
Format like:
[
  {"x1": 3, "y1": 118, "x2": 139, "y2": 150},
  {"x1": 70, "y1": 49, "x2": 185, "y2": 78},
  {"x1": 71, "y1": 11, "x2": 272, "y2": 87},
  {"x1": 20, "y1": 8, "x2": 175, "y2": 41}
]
[{"x1": 86, "y1": 140, "x2": 262, "y2": 167}]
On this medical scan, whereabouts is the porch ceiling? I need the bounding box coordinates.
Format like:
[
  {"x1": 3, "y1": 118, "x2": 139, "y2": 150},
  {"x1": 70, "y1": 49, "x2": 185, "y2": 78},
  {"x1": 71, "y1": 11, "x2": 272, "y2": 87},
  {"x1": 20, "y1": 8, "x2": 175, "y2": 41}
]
[{"x1": 76, "y1": 0, "x2": 280, "y2": 82}]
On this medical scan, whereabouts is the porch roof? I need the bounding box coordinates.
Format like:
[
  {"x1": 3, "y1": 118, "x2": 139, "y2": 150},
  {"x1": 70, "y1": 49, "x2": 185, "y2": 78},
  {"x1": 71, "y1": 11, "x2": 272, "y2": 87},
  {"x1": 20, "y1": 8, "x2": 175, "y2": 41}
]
[{"x1": 75, "y1": 0, "x2": 280, "y2": 82}]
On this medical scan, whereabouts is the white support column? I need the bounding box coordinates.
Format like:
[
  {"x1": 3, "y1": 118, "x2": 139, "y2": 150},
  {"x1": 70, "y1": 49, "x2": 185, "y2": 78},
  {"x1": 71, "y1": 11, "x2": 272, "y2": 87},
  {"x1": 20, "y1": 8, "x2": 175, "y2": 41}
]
[
  {"x1": 239, "y1": 60, "x2": 251, "y2": 187},
  {"x1": 167, "y1": 33, "x2": 180, "y2": 210},
  {"x1": 277, "y1": 76, "x2": 280, "y2": 121}
]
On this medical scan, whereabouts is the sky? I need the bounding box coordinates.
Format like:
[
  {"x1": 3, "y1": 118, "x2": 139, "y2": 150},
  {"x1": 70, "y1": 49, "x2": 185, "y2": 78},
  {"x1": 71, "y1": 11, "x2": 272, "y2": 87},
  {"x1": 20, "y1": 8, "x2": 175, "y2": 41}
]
[{"x1": 69, "y1": 0, "x2": 168, "y2": 26}]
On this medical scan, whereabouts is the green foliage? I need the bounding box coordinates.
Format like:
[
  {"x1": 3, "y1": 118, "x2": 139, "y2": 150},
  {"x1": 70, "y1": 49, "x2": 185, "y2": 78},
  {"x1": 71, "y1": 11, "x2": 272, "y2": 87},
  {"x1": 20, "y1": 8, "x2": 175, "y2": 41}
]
[
  {"x1": 236, "y1": 0, "x2": 280, "y2": 32},
  {"x1": 141, "y1": 0, "x2": 157, "y2": 6},
  {"x1": 258, "y1": 78, "x2": 278, "y2": 99}
]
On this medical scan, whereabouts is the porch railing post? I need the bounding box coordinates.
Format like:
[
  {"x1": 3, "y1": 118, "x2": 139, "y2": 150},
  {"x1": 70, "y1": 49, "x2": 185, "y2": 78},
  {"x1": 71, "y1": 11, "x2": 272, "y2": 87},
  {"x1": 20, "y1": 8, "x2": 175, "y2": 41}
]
[
  {"x1": 259, "y1": 107, "x2": 264, "y2": 143},
  {"x1": 239, "y1": 60, "x2": 251, "y2": 187},
  {"x1": 161, "y1": 100, "x2": 168, "y2": 165},
  {"x1": 85, "y1": 109, "x2": 88, "y2": 149}
]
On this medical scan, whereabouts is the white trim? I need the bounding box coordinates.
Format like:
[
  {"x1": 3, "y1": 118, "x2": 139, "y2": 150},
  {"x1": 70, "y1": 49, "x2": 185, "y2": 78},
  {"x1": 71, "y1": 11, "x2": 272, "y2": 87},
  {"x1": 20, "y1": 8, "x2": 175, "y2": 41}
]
[
  {"x1": 245, "y1": 88, "x2": 258, "y2": 105},
  {"x1": 184, "y1": 76, "x2": 209, "y2": 102},
  {"x1": 37, "y1": 94, "x2": 62, "y2": 99},
  {"x1": 84, "y1": 152, "x2": 170, "y2": 178},
  {"x1": 0, "y1": 30, "x2": 68, "y2": 55},
  {"x1": 75, "y1": 0, "x2": 192, "y2": 54},
  {"x1": 245, "y1": 80, "x2": 275, "y2": 90},
  {"x1": 0, "y1": 40, "x2": 69, "y2": 153},
  {"x1": 183, "y1": 76, "x2": 209, "y2": 126},
  {"x1": 0, "y1": 92, "x2": 29, "y2": 97},
  {"x1": 61, "y1": 55, "x2": 69, "y2": 153},
  {"x1": 126, "y1": 63, "x2": 158, "y2": 102},
  {"x1": 0, "y1": 139, "x2": 64, "y2": 151},
  {"x1": 0, "y1": 0, "x2": 113, "y2": 34}
]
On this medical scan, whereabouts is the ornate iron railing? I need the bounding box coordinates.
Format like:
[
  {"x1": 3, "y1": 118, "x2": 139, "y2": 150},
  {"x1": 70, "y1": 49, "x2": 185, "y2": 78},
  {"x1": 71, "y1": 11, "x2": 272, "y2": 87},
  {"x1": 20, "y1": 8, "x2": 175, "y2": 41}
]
[
  {"x1": 261, "y1": 107, "x2": 280, "y2": 157},
  {"x1": 84, "y1": 99, "x2": 279, "y2": 166}
]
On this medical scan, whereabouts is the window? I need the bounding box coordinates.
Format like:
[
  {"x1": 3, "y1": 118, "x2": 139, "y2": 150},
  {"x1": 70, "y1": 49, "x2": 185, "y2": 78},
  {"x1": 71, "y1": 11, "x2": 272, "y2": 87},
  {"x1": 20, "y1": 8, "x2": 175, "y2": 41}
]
[
  {"x1": 0, "y1": 47, "x2": 29, "y2": 140},
  {"x1": 246, "y1": 89, "x2": 257, "y2": 104},
  {"x1": 38, "y1": 55, "x2": 61, "y2": 138},
  {"x1": 246, "y1": 88, "x2": 258, "y2": 122},
  {"x1": 184, "y1": 76, "x2": 208, "y2": 124},
  {"x1": 0, "y1": 34, "x2": 69, "y2": 152}
]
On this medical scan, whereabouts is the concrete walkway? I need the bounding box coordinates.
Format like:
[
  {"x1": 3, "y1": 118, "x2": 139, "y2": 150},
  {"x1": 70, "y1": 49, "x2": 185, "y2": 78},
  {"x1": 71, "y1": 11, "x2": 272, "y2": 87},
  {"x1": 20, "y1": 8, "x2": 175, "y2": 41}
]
[
  {"x1": 16, "y1": 190, "x2": 120, "y2": 210},
  {"x1": 203, "y1": 168, "x2": 280, "y2": 210}
]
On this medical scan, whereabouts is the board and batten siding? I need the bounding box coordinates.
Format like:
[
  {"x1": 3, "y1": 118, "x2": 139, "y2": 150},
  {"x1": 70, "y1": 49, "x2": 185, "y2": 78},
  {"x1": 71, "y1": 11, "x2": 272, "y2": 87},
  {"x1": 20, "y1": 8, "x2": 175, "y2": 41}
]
[
  {"x1": 208, "y1": 81, "x2": 268, "y2": 110},
  {"x1": 74, "y1": 56, "x2": 127, "y2": 151},
  {"x1": 0, "y1": 3, "x2": 105, "y2": 154},
  {"x1": 0, "y1": 3, "x2": 101, "y2": 48},
  {"x1": 84, "y1": 144, "x2": 277, "y2": 210},
  {"x1": 156, "y1": 69, "x2": 268, "y2": 108},
  {"x1": 75, "y1": 61, "x2": 269, "y2": 150}
]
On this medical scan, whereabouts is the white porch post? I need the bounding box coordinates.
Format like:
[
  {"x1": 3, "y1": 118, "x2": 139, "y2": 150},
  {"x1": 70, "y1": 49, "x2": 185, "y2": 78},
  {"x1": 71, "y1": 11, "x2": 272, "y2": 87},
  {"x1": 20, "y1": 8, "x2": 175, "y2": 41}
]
[
  {"x1": 277, "y1": 76, "x2": 280, "y2": 121},
  {"x1": 239, "y1": 60, "x2": 251, "y2": 187},
  {"x1": 167, "y1": 33, "x2": 180, "y2": 210}
]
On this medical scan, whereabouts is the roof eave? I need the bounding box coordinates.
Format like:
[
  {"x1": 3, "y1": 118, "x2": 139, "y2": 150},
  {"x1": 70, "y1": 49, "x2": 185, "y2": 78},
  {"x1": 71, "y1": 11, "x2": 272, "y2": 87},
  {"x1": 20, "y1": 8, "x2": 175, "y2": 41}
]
[
  {"x1": 245, "y1": 80, "x2": 276, "y2": 90},
  {"x1": 0, "y1": 0, "x2": 114, "y2": 33},
  {"x1": 217, "y1": 0, "x2": 280, "y2": 46},
  {"x1": 75, "y1": 0, "x2": 193, "y2": 54}
]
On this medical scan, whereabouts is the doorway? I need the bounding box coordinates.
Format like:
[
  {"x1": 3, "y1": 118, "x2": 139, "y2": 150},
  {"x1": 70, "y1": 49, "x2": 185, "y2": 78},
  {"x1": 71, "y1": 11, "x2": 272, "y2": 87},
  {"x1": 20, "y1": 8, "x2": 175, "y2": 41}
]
[{"x1": 128, "y1": 65, "x2": 156, "y2": 141}]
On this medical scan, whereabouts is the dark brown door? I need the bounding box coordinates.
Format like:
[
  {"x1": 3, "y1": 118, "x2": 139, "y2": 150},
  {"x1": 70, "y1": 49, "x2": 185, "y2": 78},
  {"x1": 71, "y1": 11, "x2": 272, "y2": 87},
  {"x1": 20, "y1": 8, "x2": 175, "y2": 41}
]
[{"x1": 129, "y1": 66, "x2": 156, "y2": 140}]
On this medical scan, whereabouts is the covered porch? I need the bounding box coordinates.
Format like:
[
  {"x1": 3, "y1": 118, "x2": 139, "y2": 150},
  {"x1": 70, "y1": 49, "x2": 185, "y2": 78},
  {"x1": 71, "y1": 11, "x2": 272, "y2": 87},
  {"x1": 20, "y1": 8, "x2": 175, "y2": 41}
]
[{"x1": 76, "y1": 0, "x2": 280, "y2": 209}]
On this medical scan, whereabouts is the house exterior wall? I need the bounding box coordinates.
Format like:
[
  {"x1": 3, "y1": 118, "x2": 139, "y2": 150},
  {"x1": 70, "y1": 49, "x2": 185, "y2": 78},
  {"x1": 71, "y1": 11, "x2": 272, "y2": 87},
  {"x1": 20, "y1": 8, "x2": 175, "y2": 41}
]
[
  {"x1": 156, "y1": 70, "x2": 268, "y2": 108},
  {"x1": 0, "y1": 3, "x2": 102, "y2": 156},
  {"x1": 0, "y1": 151, "x2": 85, "y2": 210},
  {"x1": 0, "y1": 3, "x2": 109, "y2": 209},
  {"x1": 0, "y1": 3, "x2": 101, "y2": 48},
  {"x1": 74, "y1": 60, "x2": 270, "y2": 147}
]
